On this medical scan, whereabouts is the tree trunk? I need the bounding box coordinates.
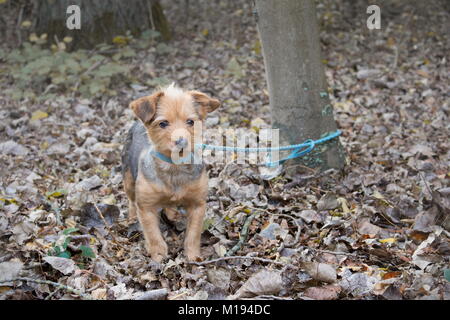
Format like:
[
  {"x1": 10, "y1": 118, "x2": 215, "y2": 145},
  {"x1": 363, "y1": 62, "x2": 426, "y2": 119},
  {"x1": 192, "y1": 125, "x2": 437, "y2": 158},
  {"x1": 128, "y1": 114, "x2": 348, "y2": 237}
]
[
  {"x1": 255, "y1": 0, "x2": 345, "y2": 172},
  {"x1": 33, "y1": 0, "x2": 171, "y2": 48}
]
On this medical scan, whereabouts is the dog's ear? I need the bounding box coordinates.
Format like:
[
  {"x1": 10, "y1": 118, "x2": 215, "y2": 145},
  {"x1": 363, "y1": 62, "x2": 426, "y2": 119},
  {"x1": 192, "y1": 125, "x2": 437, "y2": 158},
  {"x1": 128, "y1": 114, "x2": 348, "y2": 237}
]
[
  {"x1": 189, "y1": 91, "x2": 221, "y2": 119},
  {"x1": 129, "y1": 91, "x2": 164, "y2": 125}
]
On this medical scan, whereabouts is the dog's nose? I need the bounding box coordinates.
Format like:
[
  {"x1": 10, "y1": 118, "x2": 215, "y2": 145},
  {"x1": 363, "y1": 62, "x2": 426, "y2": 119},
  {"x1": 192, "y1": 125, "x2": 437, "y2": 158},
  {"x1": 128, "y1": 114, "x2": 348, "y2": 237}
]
[{"x1": 175, "y1": 137, "x2": 188, "y2": 148}]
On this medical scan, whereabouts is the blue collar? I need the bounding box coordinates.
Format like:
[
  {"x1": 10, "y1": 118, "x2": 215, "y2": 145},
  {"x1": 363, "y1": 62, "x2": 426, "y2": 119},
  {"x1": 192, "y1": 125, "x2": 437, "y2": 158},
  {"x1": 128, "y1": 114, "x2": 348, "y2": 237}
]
[{"x1": 149, "y1": 149, "x2": 194, "y2": 165}]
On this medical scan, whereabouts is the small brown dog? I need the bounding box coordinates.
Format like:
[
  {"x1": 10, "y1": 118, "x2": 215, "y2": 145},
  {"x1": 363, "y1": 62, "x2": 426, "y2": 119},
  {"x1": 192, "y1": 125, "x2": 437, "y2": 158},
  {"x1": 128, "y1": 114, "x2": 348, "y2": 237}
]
[{"x1": 122, "y1": 84, "x2": 220, "y2": 262}]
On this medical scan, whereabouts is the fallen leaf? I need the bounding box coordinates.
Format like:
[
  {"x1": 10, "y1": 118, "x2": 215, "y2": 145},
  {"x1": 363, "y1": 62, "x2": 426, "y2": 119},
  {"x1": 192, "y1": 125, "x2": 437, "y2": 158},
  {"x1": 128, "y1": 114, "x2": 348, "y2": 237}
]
[
  {"x1": 379, "y1": 238, "x2": 397, "y2": 244},
  {"x1": 382, "y1": 271, "x2": 402, "y2": 280},
  {"x1": 340, "y1": 272, "x2": 377, "y2": 297},
  {"x1": 0, "y1": 140, "x2": 29, "y2": 156},
  {"x1": 304, "y1": 285, "x2": 341, "y2": 300},
  {"x1": 91, "y1": 288, "x2": 107, "y2": 300},
  {"x1": 30, "y1": 110, "x2": 48, "y2": 121},
  {"x1": 75, "y1": 175, "x2": 103, "y2": 192},
  {"x1": 317, "y1": 192, "x2": 339, "y2": 211},
  {"x1": 230, "y1": 270, "x2": 283, "y2": 299},
  {"x1": 43, "y1": 256, "x2": 76, "y2": 275},
  {"x1": 80, "y1": 203, "x2": 120, "y2": 229},
  {"x1": 412, "y1": 228, "x2": 441, "y2": 269},
  {"x1": 302, "y1": 262, "x2": 337, "y2": 283},
  {"x1": 298, "y1": 209, "x2": 322, "y2": 223},
  {"x1": 0, "y1": 260, "x2": 24, "y2": 285},
  {"x1": 207, "y1": 268, "x2": 231, "y2": 291},
  {"x1": 358, "y1": 219, "x2": 382, "y2": 237},
  {"x1": 226, "y1": 57, "x2": 245, "y2": 79},
  {"x1": 259, "y1": 222, "x2": 288, "y2": 240}
]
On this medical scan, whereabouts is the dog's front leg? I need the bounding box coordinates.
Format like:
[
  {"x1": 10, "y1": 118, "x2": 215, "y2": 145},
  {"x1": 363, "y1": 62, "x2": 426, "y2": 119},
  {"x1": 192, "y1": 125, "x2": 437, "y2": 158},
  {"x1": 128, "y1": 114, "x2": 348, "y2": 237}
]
[
  {"x1": 136, "y1": 205, "x2": 168, "y2": 262},
  {"x1": 184, "y1": 202, "x2": 206, "y2": 261}
]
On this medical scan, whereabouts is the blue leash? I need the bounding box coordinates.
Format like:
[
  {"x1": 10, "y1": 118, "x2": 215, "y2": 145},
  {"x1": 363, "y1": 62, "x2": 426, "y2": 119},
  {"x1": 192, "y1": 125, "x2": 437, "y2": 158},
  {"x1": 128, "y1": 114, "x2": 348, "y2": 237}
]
[
  {"x1": 150, "y1": 130, "x2": 341, "y2": 167},
  {"x1": 196, "y1": 130, "x2": 342, "y2": 167}
]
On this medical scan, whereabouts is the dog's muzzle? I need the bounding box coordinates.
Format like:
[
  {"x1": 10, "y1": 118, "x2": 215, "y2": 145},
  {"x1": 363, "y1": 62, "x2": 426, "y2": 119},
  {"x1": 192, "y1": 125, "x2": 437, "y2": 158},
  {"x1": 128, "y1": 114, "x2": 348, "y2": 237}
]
[{"x1": 175, "y1": 137, "x2": 188, "y2": 149}]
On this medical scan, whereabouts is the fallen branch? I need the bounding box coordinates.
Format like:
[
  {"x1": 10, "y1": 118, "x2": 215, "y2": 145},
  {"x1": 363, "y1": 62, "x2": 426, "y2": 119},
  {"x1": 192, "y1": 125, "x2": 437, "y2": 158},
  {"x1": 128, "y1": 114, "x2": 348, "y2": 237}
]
[
  {"x1": 134, "y1": 288, "x2": 168, "y2": 300},
  {"x1": 243, "y1": 295, "x2": 293, "y2": 300},
  {"x1": 189, "y1": 256, "x2": 293, "y2": 268},
  {"x1": 226, "y1": 211, "x2": 259, "y2": 256},
  {"x1": 0, "y1": 277, "x2": 92, "y2": 300},
  {"x1": 313, "y1": 248, "x2": 363, "y2": 257}
]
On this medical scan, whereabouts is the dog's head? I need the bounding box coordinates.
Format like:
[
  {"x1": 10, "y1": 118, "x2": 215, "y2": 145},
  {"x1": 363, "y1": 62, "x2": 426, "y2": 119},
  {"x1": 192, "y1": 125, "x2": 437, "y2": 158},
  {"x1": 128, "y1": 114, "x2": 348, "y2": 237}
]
[{"x1": 130, "y1": 84, "x2": 220, "y2": 159}]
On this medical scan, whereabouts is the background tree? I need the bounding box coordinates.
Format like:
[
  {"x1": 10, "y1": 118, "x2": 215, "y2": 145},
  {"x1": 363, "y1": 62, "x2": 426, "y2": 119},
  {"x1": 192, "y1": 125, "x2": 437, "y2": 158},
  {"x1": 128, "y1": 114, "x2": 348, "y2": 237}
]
[
  {"x1": 33, "y1": 0, "x2": 171, "y2": 48},
  {"x1": 255, "y1": 0, "x2": 345, "y2": 171}
]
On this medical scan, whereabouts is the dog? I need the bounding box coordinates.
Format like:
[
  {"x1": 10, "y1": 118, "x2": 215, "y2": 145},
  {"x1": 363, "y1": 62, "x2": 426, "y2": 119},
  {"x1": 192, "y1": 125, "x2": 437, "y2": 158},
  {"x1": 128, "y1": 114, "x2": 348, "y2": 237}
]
[{"x1": 122, "y1": 84, "x2": 220, "y2": 262}]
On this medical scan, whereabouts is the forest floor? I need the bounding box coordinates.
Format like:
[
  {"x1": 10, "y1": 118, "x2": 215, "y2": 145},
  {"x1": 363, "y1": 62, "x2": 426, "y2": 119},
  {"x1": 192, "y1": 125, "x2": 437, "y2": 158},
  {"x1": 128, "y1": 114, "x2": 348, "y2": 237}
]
[{"x1": 0, "y1": 0, "x2": 449, "y2": 300}]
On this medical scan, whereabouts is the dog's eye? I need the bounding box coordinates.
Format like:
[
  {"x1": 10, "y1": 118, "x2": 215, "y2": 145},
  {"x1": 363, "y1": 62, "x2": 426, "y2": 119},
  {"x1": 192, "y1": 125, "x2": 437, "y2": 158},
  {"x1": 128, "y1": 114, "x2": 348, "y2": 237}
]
[
  {"x1": 159, "y1": 120, "x2": 169, "y2": 128},
  {"x1": 186, "y1": 119, "x2": 194, "y2": 126}
]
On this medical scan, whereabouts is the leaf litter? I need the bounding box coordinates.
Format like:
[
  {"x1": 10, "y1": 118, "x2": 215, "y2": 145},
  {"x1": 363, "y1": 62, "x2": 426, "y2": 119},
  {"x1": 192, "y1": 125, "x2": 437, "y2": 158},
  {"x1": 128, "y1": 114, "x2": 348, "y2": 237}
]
[{"x1": 0, "y1": 0, "x2": 449, "y2": 300}]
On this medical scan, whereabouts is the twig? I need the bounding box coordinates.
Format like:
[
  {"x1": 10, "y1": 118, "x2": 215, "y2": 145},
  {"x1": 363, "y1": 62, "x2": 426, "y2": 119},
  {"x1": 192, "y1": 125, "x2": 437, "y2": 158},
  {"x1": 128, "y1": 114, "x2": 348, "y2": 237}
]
[
  {"x1": 0, "y1": 277, "x2": 92, "y2": 300},
  {"x1": 134, "y1": 288, "x2": 168, "y2": 300},
  {"x1": 211, "y1": 205, "x2": 246, "y2": 231},
  {"x1": 72, "y1": 58, "x2": 106, "y2": 99},
  {"x1": 415, "y1": 158, "x2": 434, "y2": 199},
  {"x1": 244, "y1": 295, "x2": 293, "y2": 300},
  {"x1": 226, "y1": 211, "x2": 259, "y2": 256},
  {"x1": 93, "y1": 204, "x2": 113, "y2": 233},
  {"x1": 44, "y1": 288, "x2": 60, "y2": 300},
  {"x1": 93, "y1": 204, "x2": 128, "y2": 250},
  {"x1": 189, "y1": 256, "x2": 293, "y2": 267},
  {"x1": 313, "y1": 248, "x2": 363, "y2": 257},
  {"x1": 77, "y1": 269, "x2": 109, "y2": 287}
]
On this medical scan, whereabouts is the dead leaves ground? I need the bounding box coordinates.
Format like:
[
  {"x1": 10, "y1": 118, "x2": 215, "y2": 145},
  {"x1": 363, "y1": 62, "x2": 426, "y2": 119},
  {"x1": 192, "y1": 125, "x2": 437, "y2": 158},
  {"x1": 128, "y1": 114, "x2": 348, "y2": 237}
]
[{"x1": 0, "y1": 0, "x2": 449, "y2": 300}]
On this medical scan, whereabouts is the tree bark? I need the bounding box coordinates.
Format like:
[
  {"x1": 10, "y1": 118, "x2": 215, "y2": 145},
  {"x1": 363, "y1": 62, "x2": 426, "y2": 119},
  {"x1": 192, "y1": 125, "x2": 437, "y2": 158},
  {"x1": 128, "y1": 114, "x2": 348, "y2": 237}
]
[
  {"x1": 255, "y1": 0, "x2": 345, "y2": 172},
  {"x1": 33, "y1": 0, "x2": 171, "y2": 48}
]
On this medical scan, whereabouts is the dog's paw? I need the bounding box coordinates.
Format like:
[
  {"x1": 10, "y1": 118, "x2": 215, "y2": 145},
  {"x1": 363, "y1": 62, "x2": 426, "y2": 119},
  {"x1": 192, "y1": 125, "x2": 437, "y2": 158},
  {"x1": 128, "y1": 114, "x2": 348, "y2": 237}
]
[
  {"x1": 185, "y1": 246, "x2": 202, "y2": 262},
  {"x1": 146, "y1": 241, "x2": 168, "y2": 263}
]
